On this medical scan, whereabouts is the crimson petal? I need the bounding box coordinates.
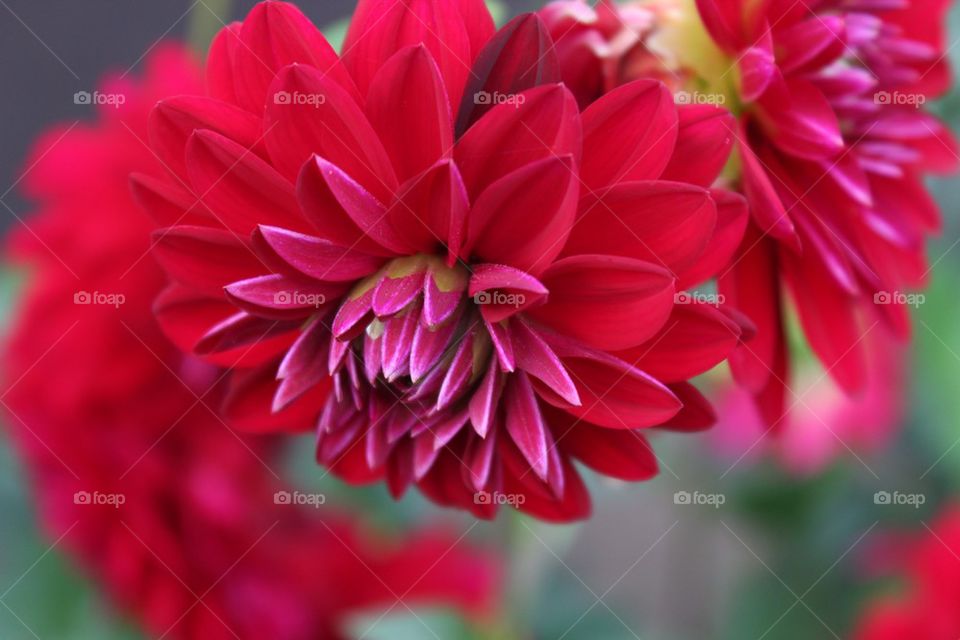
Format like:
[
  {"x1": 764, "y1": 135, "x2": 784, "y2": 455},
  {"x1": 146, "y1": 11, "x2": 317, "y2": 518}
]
[
  {"x1": 579, "y1": 79, "x2": 678, "y2": 191},
  {"x1": 184, "y1": 129, "x2": 304, "y2": 235},
  {"x1": 231, "y1": 0, "x2": 358, "y2": 112},
  {"x1": 366, "y1": 45, "x2": 454, "y2": 184},
  {"x1": 456, "y1": 13, "x2": 561, "y2": 134},
  {"x1": 466, "y1": 156, "x2": 578, "y2": 276},
  {"x1": 264, "y1": 64, "x2": 397, "y2": 198},
  {"x1": 530, "y1": 254, "x2": 676, "y2": 351},
  {"x1": 566, "y1": 181, "x2": 717, "y2": 277}
]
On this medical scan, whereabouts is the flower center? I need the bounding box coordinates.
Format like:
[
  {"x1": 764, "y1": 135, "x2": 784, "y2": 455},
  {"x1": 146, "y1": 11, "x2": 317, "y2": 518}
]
[{"x1": 322, "y1": 254, "x2": 498, "y2": 441}]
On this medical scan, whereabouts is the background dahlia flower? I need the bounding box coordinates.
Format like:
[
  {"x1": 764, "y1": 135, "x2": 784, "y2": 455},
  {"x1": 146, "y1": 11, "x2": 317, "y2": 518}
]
[
  {"x1": 3, "y1": 44, "x2": 499, "y2": 640},
  {"x1": 690, "y1": 0, "x2": 958, "y2": 424},
  {"x1": 139, "y1": 0, "x2": 749, "y2": 521},
  {"x1": 544, "y1": 0, "x2": 957, "y2": 426},
  {"x1": 853, "y1": 505, "x2": 960, "y2": 640},
  {"x1": 539, "y1": 0, "x2": 680, "y2": 106},
  {"x1": 712, "y1": 331, "x2": 906, "y2": 475}
]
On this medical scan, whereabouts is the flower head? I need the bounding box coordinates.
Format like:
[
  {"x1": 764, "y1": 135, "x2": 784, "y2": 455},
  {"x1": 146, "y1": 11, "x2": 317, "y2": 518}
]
[
  {"x1": 691, "y1": 0, "x2": 957, "y2": 422},
  {"x1": 141, "y1": 1, "x2": 748, "y2": 520},
  {"x1": 4, "y1": 43, "x2": 499, "y2": 639},
  {"x1": 545, "y1": 0, "x2": 957, "y2": 425}
]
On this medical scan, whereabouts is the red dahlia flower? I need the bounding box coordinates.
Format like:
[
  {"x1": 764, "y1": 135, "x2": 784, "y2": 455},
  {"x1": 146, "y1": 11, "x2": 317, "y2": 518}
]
[
  {"x1": 544, "y1": 0, "x2": 957, "y2": 425},
  {"x1": 689, "y1": 0, "x2": 958, "y2": 422},
  {"x1": 4, "y1": 44, "x2": 498, "y2": 640},
  {"x1": 853, "y1": 506, "x2": 960, "y2": 640},
  {"x1": 141, "y1": 0, "x2": 749, "y2": 521}
]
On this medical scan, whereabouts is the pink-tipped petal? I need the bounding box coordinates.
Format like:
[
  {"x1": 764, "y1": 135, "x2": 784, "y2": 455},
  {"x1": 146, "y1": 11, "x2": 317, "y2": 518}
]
[{"x1": 503, "y1": 372, "x2": 550, "y2": 480}]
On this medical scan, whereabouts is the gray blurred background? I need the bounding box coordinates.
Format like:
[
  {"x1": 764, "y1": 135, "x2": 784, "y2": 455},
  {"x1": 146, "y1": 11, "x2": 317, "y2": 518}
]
[{"x1": 0, "y1": 1, "x2": 343, "y2": 214}]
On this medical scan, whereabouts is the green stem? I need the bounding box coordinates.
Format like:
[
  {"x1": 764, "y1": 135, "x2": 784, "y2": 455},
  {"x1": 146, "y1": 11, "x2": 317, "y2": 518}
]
[{"x1": 188, "y1": 0, "x2": 233, "y2": 57}]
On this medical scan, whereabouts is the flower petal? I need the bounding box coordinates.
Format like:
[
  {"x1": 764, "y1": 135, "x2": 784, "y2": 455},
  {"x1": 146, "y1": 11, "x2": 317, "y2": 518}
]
[
  {"x1": 784, "y1": 250, "x2": 867, "y2": 394},
  {"x1": 510, "y1": 320, "x2": 580, "y2": 406},
  {"x1": 184, "y1": 129, "x2": 304, "y2": 235},
  {"x1": 264, "y1": 64, "x2": 397, "y2": 199},
  {"x1": 366, "y1": 45, "x2": 454, "y2": 184},
  {"x1": 297, "y1": 156, "x2": 403, "y2": 256},
  {"x1": 207, "y1": 23, "x2": 243, "y2": 104},
  {"x1": 253, "y1": 224, "x2": 385, "y2": 283},
  {"x1": 469, "y1": 264, "x2": 549, "y2": 322},
  {"x1": 152, "y1": 225, "x2": 262, "y2": 296},
  {"x1": 231, "y1": 0, "x2": 358, "y2": 112},
  {"x1": 657, "y1": 382, "x2": 715, "y2": 431},
  {"x1": 579, "y1": 79, "x2": 678, "y2": 191},
  {"x1": 738, "y1": 135, "x2": 801, "y2": 250},
  {"x1": 224, "y1": 273, "x2": 342, "y2": 320},
  {"x1": 455, "y1": 13, "x2": 561, "y2": 134},
  {"x1": 554, "y1": 413, "x2": 658, "y2": 481},
  {"x1": 344, "y1": 0, "x2": 492, "y2": 106},
  {"x1": 387, "y1": 160, "x2": 470, "y2": 260},
  {"x1": 455, "y1": 84, "x2": 581, "y2": 200},
  {"x1": 678, "y1": 188, "x2": 749, "y2": 288},
  {"x1": 150, "y1": 96, "x2": 263, "y2": 180},
  {"x1": 718, "y1": 226, "x2": 783, "y2": 392},
  {"x1": 660, "y1": 105, "x2": 735, "y2": 187},
  {"x1": 225, "y1": 362, "x2": 331, "y2": 433},
  {"x1": 566, "y1": 181, "x2": 716, "y2": 277},
  {"x1": 541, "y1": 334, "x2": 682, "y2": 428},
  {"x1": 503, "y1": 372, "x2": 550, "y2": 480},
  {"x1": 620, "y1": 302, "x2": 742, "y2": 382},
  {"x1": 129, "y1": 173, "x2": 212, "y2": 227},
  {"x1": 755, "y1": 76, "x2": 844, "y2": 160},
  {"x1": 529, "y1": 254, "x2": 676, "y2": 351},
  {"x1": 466, "y1": 156, "x2": 579, "y2": 276}
]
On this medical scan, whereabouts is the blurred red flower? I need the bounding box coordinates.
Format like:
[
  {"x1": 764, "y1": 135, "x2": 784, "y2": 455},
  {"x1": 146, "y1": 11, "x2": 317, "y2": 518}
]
[
  {"x1": 139, "y1": 0, "x2": 748, "y2": 522},
  {"x1": 854, "y1": 505, "x2": 960, "y2": 640},
  {"x1": 694, "y1": 0, "x2": 957, "y2": 424},
  {"x1": 711, "y1": 331, "x2": 906, "y2": 475},
  {"x1": 543, "y1": 0, "x2": 957, "y2": 427},
  {"x1": 3, "y1": 44, "x2": 498, "y2": 640}
]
